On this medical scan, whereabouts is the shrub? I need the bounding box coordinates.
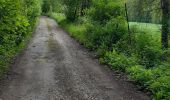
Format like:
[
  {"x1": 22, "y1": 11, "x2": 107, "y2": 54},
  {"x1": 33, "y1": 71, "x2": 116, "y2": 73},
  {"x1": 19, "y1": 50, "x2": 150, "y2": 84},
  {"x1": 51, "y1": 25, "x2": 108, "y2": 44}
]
[
  {"x1": 126, "y1": 66, "x2": 154, "y2": 86},
  {"x1": 133, "y1": 30, "x2": 163, "y2": 68},
  {"x1": 42, "y1": 0, "x2": 51, "y2": 14},
  {"x1": 0, "y1": 0, "x2": 41, "y2": 76},
  {"x1": 67, "y1": 23, "x2": 87, "y2": 44},
  {"x1": 85, "y1": 16, "x2": 127, "y2": 50},
  {"x1": 104, "y1": 49, "x2": 138, "y2": 71},
  {"x1": 127, "y1": 65, "x2": 170, "y2": 100},
  {"x1": 87, "y1": 0, "x2": 124, "y2": 24},
  {"x1": 50, "y1": 13, "x2": 66, "y2": 23},
  {"x1": 23, "y1": 0, "x2": 42, "y2": 27},
  {"x1": 149, "y1": 76, "x2": 170, "y2": 100}
]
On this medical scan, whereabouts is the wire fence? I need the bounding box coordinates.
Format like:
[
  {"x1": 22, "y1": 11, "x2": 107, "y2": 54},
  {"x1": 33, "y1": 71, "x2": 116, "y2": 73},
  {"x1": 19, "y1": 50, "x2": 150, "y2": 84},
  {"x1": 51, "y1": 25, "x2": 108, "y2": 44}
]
[{"x1": 125, "y1": 1, "x2": 162, "y2": 33}]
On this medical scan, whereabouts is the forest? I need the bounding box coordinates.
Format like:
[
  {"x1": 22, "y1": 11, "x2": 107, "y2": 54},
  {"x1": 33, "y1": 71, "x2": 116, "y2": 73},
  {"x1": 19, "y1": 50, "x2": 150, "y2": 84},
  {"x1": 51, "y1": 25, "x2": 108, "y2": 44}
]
[{"x1": 0, "y1": 0, "x2": 170, "y2": 99}]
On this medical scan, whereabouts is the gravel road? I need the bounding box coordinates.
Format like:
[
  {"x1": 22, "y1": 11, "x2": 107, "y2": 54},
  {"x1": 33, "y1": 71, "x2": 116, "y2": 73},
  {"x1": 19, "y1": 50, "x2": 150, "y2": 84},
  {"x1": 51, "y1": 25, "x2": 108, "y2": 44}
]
[{"x1": 0, "y1": 17, "x2": 150, "y2": 100}]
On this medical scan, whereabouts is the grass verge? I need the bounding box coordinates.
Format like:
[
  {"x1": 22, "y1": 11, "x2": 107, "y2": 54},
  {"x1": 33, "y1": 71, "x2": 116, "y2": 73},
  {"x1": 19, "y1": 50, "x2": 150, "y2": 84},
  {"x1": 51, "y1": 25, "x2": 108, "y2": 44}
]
[{"x1": 51, "y1": 13, "x2": 170, "y2": 100}]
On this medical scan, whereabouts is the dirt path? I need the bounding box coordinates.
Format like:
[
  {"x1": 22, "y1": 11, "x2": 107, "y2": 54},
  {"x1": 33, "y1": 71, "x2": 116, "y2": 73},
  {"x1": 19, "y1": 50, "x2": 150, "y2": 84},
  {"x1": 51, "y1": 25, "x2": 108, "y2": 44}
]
[{"x1": 0, "y1": 17, "x2": 150, "y2": 100}]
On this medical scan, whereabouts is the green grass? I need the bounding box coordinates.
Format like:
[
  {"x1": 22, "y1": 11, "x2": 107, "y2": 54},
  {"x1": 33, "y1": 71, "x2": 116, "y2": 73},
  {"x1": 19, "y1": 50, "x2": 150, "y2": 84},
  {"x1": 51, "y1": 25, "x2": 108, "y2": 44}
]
[
  {"x1": 129, "y1": 22, "x2": 170, "y2": 47},
  {"x1": 52, "y1": 14, "x2": 170, "y2": 99},
  {"x1": 64, "y1": 23, "x2": 87, "y2": 44},
  {"x1": 129, "y1": 22, "x2": 161, "y2": 34},
  {"x1": 51, "y1": 13, "x2": 87, "y2": 44},
  {"x1": 50, "y1": 13, "x2": 66, "y2": 23},
  {"x1": 130, "y1": 22, "x2": 161, "y2": 40}
]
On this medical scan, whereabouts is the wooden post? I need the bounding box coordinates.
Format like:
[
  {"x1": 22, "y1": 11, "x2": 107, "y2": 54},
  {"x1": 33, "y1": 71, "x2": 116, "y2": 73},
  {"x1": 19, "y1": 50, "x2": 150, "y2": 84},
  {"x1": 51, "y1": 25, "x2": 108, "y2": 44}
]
[{"x1": 125, "y1": 3, "x2": 131, "y2": 44}]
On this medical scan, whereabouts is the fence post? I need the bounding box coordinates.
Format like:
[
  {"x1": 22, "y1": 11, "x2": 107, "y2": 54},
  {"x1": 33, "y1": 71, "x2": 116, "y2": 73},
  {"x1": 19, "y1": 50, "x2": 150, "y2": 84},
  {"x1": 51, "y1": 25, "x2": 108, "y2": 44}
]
[{"x1": 125, "y1": 3, "x2": 131, "y2": 45}]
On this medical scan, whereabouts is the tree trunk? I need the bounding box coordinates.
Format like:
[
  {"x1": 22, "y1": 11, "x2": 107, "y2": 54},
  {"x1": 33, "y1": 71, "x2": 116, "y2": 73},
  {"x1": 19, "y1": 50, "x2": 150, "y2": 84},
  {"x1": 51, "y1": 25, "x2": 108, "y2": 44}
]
[
  {"x1": 136, "y1": 0, "x2": 143, "y2": 22},
  {"x1": 161, "y1": 0, "x2": 169, "y2": 48}
]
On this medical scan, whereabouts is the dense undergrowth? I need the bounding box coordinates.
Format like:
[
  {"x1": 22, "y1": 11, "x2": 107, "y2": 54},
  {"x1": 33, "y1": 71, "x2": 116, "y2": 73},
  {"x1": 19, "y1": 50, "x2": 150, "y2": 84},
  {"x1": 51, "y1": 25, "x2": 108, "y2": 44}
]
[
  {"x1": 0, "y1": 0, "x2": 169, "y2": 99},
  {"x1": 0, "y1": 0, "x2": 42, "y2": 76},
  {"x1": 48, "y1": 0, "x2": 170, "y2": 99}
]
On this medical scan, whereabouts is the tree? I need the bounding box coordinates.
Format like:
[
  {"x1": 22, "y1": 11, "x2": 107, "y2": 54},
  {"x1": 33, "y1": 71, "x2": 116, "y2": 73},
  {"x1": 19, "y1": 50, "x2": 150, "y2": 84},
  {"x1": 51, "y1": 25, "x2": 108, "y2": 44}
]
[
  {"x1": 62, "y1": 0, "x2": 81, "y2": 21},
  {"x1": 42, "y1": 0, "x2": 51, "y2": 14},
  {"x1": 126, "y1": 0, "x2": 161, "y2": 23},
  {"x1": 161, "y1": 0, "x2": 169, "y2": 48}
]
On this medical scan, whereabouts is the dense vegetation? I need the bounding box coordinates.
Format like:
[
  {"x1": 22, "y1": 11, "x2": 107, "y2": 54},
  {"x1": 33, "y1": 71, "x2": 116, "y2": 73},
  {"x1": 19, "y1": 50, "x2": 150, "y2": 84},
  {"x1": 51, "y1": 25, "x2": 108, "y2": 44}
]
[
  {"x1": 0, "y1": 0, "x2": 42, "y2": 75},
  {"x1": 42, "y1": 0, "x2": 170, "y2": 99},
  {"x1": 0, "y1": 0, "x2": 169, "y2": 99}
]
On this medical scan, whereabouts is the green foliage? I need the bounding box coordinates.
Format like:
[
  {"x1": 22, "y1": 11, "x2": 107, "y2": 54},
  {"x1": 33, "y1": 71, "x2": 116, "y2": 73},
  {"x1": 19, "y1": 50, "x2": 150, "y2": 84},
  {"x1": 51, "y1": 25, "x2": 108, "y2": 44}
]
[
  {"x1": 127, "y1": 65, "x2": 170, "y2": 100},
  {"x1": 129, "y1": 22, "x2": 161, "y2": 43},
  {"x1": 126, "y1": 66, "x2": 154, "y2": 86},
  {"x1": 126, "y1": 0, "x2": 161, "y2": 24},
  {"x1": 134, "y1": 32, "x2": 162, "y2": 67},
  {"x1": 84, "y1": 17, "x2": 127, "y2": 51},
  {"x1": 42, "y1": 0, "x2": 51, "y2": 14},
  {"x1": 61, "y1": 21, "x2": 87, "y2": 44},
  {"x1": 50, "y1": 0, "x2": 170, "y2": 99},
  {"x1": 50, "y1": 13, "x2": 66, "y2": 23},
  {"x1": 0, "y1": 0, "x2": 41, "y2": 76},
  {"x1": 103, "y1": 49, "x2": 137, "y2": 71},
  {"x1": 42, "y1": 0, "x2": 64, "y2": 16},
  {"x1": 150, "y1": 76, "x2": 170, "y2": 100},
  {"x1": 23, "y1": 0, "x2": 42, "y2": 26},
  {"x1": 87, "y1": 0, "x2": 124, "y2": 24},
  {"x1": 61, "y1": 0, "x2": 82, "y2": 21},
  {"x1": 64, "y1": 0, "x2": 78, "y2": 21},
  {"x1": 56, "y1": 0, "x2": 91, "y2": 21}
]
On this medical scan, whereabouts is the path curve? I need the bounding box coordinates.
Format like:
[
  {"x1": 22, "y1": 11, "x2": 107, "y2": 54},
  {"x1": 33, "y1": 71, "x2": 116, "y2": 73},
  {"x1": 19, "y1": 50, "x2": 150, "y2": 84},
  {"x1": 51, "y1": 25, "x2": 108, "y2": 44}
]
[{"x1": 0, "y1": 17, "x2": 150, "y2": 100}]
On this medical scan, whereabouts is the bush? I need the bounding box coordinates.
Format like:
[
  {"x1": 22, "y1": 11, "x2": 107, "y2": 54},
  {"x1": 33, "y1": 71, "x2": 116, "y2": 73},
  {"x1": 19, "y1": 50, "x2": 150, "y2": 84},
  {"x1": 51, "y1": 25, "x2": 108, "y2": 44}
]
[
  {"x1": 50, "y1": 13, "x2": 66, "y2": 23},
  {"x1": 85, "y1": 16, "x2": 127, "y2": 50},
  {"x1": 87, "y1": 0, "x2": 124, "y2": 24},
  {"x1": 42, "y1": 0, "x2": 51, "y2": 14},
  {"x1": 127, "y1": 65, "x2": 170, "y2": 100},
  {"x1": 66, "y1": 23, "x2": 87, "y2": 44},
  {"x1": 24, "y1": 0, "x2": 42, "y2": 27},
  {"x1": 131, "y1": 29, "x2": 163, "y2": 68},
  {"x1": 150, "y1": 76, "x2": 170, "y2": 100},
  {"x1": 0, "y1": 0, "x2": 41, "y2": 76},
  {"x1": 126, "y1": 66, "x2": 154, "y2": 86},
  {"x1": 103, "y1": 49, "x2": 138, "y2": 71}
]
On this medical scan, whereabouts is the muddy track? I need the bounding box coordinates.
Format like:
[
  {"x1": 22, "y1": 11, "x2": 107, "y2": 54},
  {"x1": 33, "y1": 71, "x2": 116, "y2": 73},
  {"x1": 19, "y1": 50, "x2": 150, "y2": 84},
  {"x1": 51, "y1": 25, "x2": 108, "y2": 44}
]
[{"x1": 0, "y1": 17, "x2": 150, "y2": 100}]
